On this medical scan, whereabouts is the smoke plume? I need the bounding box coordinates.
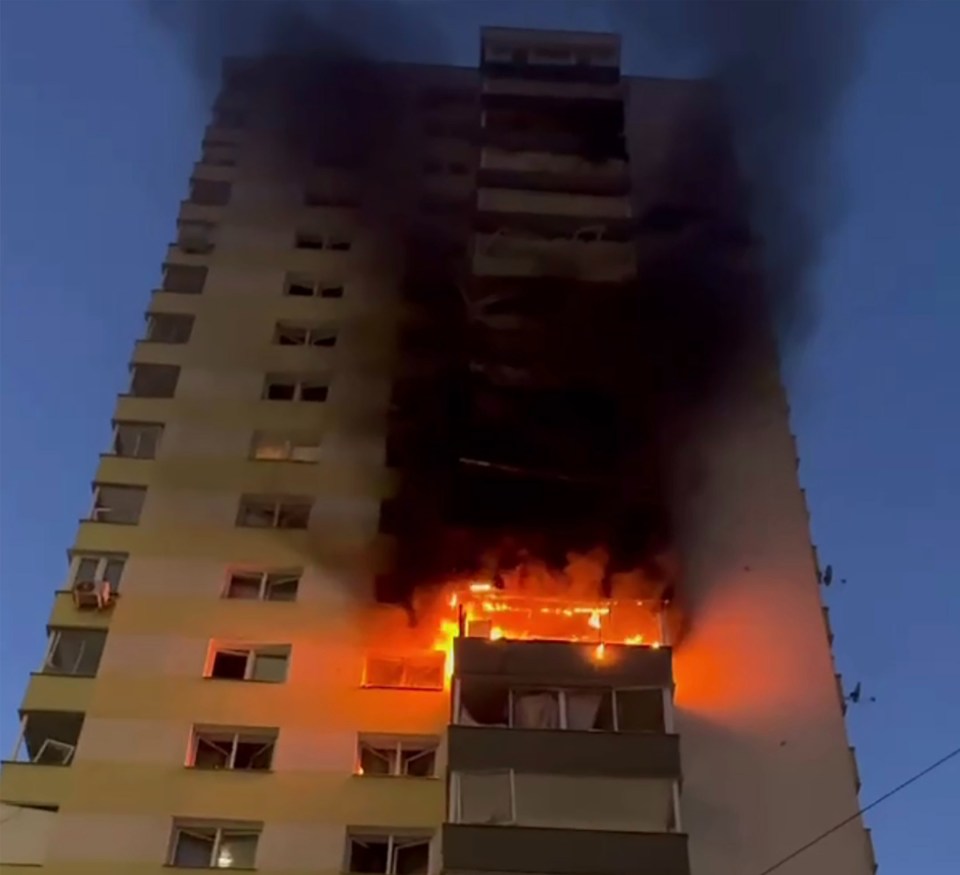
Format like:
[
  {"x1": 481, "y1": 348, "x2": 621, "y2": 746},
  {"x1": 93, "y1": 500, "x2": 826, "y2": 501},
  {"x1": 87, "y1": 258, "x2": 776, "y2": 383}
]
[{"x1": 147, "y1": 1, "x2": 872, "y2": 605}]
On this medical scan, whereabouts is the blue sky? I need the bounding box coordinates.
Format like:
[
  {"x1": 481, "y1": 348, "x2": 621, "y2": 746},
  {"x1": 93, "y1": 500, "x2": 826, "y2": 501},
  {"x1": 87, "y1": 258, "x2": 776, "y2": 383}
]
[{"x1": 1, "y1": 1, "x2": 958, "y2": 871}]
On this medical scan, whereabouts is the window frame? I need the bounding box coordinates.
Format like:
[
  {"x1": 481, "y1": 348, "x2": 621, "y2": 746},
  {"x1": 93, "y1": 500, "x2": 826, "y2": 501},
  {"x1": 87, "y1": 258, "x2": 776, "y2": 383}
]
[
  {"x1": 356, "y1": 735, "x2": 439, "y2": 778},
  {"x1": 235, "y1": 496, "x2": 312, "y2": 530},
  {"x1": 273, "y1": 321, "x2": 337, "y2": 348},
  {"x1": 169, "y1": 821, "x2": 261, "y2": 869},
  {"x1": 146, "y1": 312, "x2": 194, "y2": 344},
  {"x1": 129, "y1": 363, "x2": 180, "y2": 398},
  {"x1": 362, "y1": 653, "x2": 445, "y2": 692},
  {"x1": 206, "y1": 644, "x2": 291, "y2": 683},
  {"x1": 71, "y1": 552, "x2": 126, "y2": 590},
  {"x1": 89, "y1": 484, "x2": 146, "y2": 525},
  {"x1": 262, "y1": 375, "x2": 329, "y2": 403},
  {"x1": 188, "y1": 727, "x2": 278, "y2": 771},
  {"x1": 223, "y1": 569, "x2": 301, "y2": 602},
  {"x1": 250, "y1": 431, "x2": 322, "y2": 463},
  {"x1": 284, "y1": 274, "x2": 344, "y2": 298},
  {"x1": 346, "y1": 832, "x2": 433, "y2": 875},
  {"x1": 111, "y1": 420, "x2": 164, "y2": 459},
  {"x1": 294, "y1": 232, "x2": 352, "y2": 252},
  {"x1": 42, "y1": 628, "x2": 107, "y2": 677},
  {"x1": 161, "y1": 263, "x2": 207, "y2": 294}
]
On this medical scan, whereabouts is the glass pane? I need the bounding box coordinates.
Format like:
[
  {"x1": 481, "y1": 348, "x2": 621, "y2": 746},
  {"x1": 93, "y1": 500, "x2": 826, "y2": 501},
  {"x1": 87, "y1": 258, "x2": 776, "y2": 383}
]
[
  {"x1": 226, "y1": 574, "x2": 262, "y2": 600},
  {"x1": 565, "y1": 690, "x2": 605, "y2": 731},
  {"x1": 47, "y1": 633, "x2": 85, "y2": 674},
  {"x1": 194, "y1": 735, "x2": 232, "y2": 769},
  {"x1": 75, "y1": 557, "x2": 99, "y2": 583},
  {"x1": 359, "y1": 744, "x2": 395, "y2": 776},
  {"x1": 289, "y1": 442, "x2": 321, "y2": 463},
  {"x1": 459, "y1": 771, "x2": 512, "y2": 824},
  {"x1": 401, "y1": 747, "x2": 436, "y2": 777},
  {"x1": 300, "y1": 384, "x2": 328, "y2": 403},
  {"x1": 173, "y1": 829, "x2": 215, "y2": 867},
  {"x1": 252, "y1": 434, "x2": 288, "y2": 461},
  {"x1": 74, "y1": 631, "x2": 106, "y2": 675},
  {"x1": 616, "y1": 689, "x2": 665, "y2": 732},
  {"x1": 234, "y1": 739, "x2": 274, "y2": 770},
  {"x1": 211, "y1": 650, "x2": 249, "y2": 680},
  {"x1": 287, "y1": 282, "x2": 314, "y2": 296},
  {"x1": 349, "y1": 838, "x2": 390, "y2": 873},
  {"x1": 217, "y1": 832, "x2": 258, "y2": 868},
  {"x1": 276, "y1": 503, "x2": 310, "y2": 529},
  {"x1": 275, "y1": 325, "x2": 308, "y2": 346},
  {"x1": 265, "y1": 382, "x2": 296, "y2": 400},
  {"x1": 403, "y1": 654, "x2": 444, "y2": 691},
  {"x1": 252, "y1": 653, "x2": 288, "y2": 682},
  {"x1": 363, "y1": 656, "x2": 405, "y2": 688},
  {"x1": 238, "y1": 501, "x2": 276, "y2": 527},
  {"x1": 512, "y1": 690, "x2": 560, "y2": 729},
  {"x1": 265, "y1": 576, "x2": 299, "y2": 601},
  {"x1": 393, "y1": 839, "x2": 429, "y2": 875},
  {"x1": 102, "y1": 558, "x2": 125, "y2": 588}
]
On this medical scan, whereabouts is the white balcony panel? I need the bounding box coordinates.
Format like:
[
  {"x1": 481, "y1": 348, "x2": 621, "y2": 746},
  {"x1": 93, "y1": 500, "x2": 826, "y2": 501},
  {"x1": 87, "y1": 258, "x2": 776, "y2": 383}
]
[{"x1": 478, "y1": 188, "x2": 631, "y2": 219}]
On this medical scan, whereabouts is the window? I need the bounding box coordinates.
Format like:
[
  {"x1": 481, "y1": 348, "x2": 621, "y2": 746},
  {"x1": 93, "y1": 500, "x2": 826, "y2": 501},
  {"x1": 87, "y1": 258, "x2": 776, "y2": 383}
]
[
  {"x1": 12, "y1": 711, "x2": 85, "y2": 766},
  {"x1": 295, "y1": 232, "x2": 351, "y2": 251},
  {"x1": 273, "y1": 321, "x2": 337, "y2": 348},
  {"x1": 362, "y1": 653, "x2": 445, "y2": 691},
  {"x1": 456, "y1": 681, "x2": 666, "y2": 733},
  {"x1": 357, "y1": 735, "x2": 438, "y2": 777},
  {"x1": 347, "y1": 833, "x2": 431, "y2": 875},
  {"x1": 236, "y1": 496, "x2": 311, "y2": 529},
  {"x1": 284, "y1": 273, "x2": 344, "y2": 298},
  {"x1": 73, "y1": 553, "x2": 126, "y2": 589},
  {"x1": 251, "y1": 431, "x2": 322, "y2": 463},
  {"x1": 189, "y1": 727, "x2": 277, "y2": 771},
  {"x1": 190, "y1": 179, "x2": 232, "y2": 207},
  {"x1": 112, "y1": 421, "x2": 163, "y2": 459},
  {"x1": 178, "y1": 220, "x2": 217, "y2": 253},
  {"x1": 224, "y1": 570, "x2": 300, "y2": 601},
  {"x1": 202, "y1": 143, "x2": 238, "y2": 167},
  {"x1": 170, "y1": 821, "x2": 260, "y2": 869},
  {"x1": 146, "y1": 313, "x2": 194, "y2": 344},
  {"x1": 129, "y1": 363, "x2": 180, "y2": 398},
  {"x1": 162, "y1": 264, "x2": 207, "y2": 294},
  {"x1": 90, "y1": 484, "x2": 146, "y2": 525},
  {"x1": 43, "y1": 629, "x2": 107, "y2": 677},
  {"x1": 262, "y1": 374, "x2": 329, "y2": 403},
  {"x1": 207, "y1": 645, "x2": 290, "y2": 682}
]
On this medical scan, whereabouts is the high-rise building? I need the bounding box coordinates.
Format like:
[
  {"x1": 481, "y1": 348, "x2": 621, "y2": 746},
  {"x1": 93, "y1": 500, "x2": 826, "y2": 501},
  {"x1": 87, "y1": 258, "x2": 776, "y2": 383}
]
[{"x1": 0, "y1": 26, "x2": 875, "y2": 875}]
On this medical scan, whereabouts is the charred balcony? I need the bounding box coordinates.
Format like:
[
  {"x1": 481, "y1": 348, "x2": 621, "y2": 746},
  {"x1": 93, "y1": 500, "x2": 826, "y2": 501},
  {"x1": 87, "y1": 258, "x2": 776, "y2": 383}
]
[
  {"x1": 482, "y1": 107, "x2": 626, "y2": 162},
  {"x1": 478, "y1": 147, "x2": 630, "y2": 197}
]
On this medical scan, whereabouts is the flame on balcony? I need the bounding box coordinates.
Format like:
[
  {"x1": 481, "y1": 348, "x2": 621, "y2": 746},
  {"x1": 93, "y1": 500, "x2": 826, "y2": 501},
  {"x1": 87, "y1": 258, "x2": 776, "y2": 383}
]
[{"x1": 428, "y1": 581, "x2": 665, "y2": 684}]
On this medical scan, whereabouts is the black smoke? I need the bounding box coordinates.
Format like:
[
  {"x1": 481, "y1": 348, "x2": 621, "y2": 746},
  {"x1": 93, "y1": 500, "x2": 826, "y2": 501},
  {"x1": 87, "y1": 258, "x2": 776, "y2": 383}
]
[{"x1": 147, "y1": 0, "x2": 873, "y2": 602}]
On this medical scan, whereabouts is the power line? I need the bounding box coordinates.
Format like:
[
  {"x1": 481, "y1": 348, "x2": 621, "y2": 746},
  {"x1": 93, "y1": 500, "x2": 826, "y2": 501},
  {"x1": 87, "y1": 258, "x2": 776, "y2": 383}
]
[{"x1": 754, "y1": 744, "x2": 960, "y2": 875}]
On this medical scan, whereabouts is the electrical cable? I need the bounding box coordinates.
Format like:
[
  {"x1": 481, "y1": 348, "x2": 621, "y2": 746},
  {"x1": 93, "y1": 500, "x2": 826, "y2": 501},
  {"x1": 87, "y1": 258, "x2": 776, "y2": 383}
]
[{"x1": 754, "y1": 743, "x2": 960, "y2": 875}]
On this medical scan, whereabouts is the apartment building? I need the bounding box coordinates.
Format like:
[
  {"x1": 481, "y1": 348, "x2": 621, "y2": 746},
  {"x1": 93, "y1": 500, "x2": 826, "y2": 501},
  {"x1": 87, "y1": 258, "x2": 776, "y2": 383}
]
[{"x1": 0, "y1": 26, "x2": 875, "y2": 875}]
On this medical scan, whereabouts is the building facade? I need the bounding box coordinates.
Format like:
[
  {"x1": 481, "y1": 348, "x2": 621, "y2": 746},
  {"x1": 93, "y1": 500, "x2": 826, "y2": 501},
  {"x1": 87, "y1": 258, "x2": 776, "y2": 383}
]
[{"x1": 0, "y1": 27, "x2": 875, "y2": 875}]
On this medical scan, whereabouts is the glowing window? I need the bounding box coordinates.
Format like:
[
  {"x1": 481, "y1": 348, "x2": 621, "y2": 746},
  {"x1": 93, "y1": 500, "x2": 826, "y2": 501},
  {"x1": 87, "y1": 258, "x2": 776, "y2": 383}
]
[{"x1": 363, "y1": 653, "x2": 444, "y2": 691}]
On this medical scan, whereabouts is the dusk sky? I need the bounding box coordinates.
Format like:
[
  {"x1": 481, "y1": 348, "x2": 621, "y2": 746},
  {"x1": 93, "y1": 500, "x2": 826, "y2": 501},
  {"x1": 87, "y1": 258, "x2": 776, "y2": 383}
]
[{"x1": 1, "y1": 2, "x2": 958, "y2": 872}]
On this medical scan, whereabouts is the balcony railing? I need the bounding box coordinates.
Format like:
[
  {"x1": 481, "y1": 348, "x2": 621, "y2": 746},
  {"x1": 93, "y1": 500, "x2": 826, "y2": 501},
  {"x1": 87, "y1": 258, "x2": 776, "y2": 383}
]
[{"x1": 473, "y1": 232, "x2": 636, "y2": 281}]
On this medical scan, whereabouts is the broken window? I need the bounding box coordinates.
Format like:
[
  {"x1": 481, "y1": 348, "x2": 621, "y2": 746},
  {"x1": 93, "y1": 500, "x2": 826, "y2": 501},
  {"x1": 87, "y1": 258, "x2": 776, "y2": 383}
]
[
  {"x1": 13, "y1": 711, "x2": 85, "y2": 766},
  {"x1": 224, "y1": 570, "x2": 300, "y2": 602},
  {"x1": 90, "y1": 484, "x2": 146, "y2": 525},
  {"x1": 273, "y1": 321, "x2": 337, "y2": 348},
  {"x1": 458, "y1": 681, "x2": 623, "y2": 731},
  {"x1": 43, "y1": 629, "x2": 107, "y2": 676},
  {"x1": 170, "y1": 821, "x2": 260, "y2": 869},
  {"x1": 207, "y1": 645, "x2": 290, "y2": 683},
  {"x1": 236, "y1": 496, "x2": 312, "y2": 529},
  {"x1": 362, "y1": 653, "x2": 444, "y2": 691},
  {"x1": 251, "y1": 431, "x2": 322, "y2": 463},
  {"x1": 162, "y1": 264, "x2": 207, "y2": 294},
  {"x1": 146, "y1": 312, "x2": 194, "y2": 344},
  {"x1": 356, "y1": 735, "x2": 438, "y2": 778},
  {"x1": 347, "y1": 833, "x2": 431, "y2": 875},
  {"x1": 177, "y1": 220, "x2": 217, "y2": 253},
  {"x1": 263, "y1": 374, "x2": 329, "y2": 403},
  {"x1": 189, "y1": 727, "x2": 277, "y2": 771},
  {"x1": 112, "y1": 421, "x2": 163, "y2": 459},
  {"x1": 129, "y1": 363, "x2": 180, "y2": 398},
  {"x1": 190, "y1": 178, "x2": 232, "y2": 207},
  {"x1": 614, "y1": 688, "x2": 665, "y2": 732},
  {"x1": 72, "y1": 553, "x2": 125, "y2": 590}
]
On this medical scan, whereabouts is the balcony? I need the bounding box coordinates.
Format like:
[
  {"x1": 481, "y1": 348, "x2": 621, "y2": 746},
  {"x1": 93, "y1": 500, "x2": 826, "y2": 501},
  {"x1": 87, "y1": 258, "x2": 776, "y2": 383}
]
[
  {"x1": 477, "y1": 188, "x2": 631, "y2": 221},
  {"x1": 479, "y1": 148, "x2": 628, "y2": 196},
  {"x1": 472, "y1": 233, "x2": 635, "y2": 282},
  {"x1": 443, "y1": 823, "x2": 688, "y2": 875},
  {"x1": 481, "y1": 77, "x2": 623, "y2": 104}
]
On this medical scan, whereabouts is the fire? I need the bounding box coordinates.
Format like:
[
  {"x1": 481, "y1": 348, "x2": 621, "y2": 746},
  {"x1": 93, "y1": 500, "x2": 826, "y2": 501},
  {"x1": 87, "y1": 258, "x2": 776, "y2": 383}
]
[{"x1": 427, "y1": 580, "x2": 665, "y2": 687}]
